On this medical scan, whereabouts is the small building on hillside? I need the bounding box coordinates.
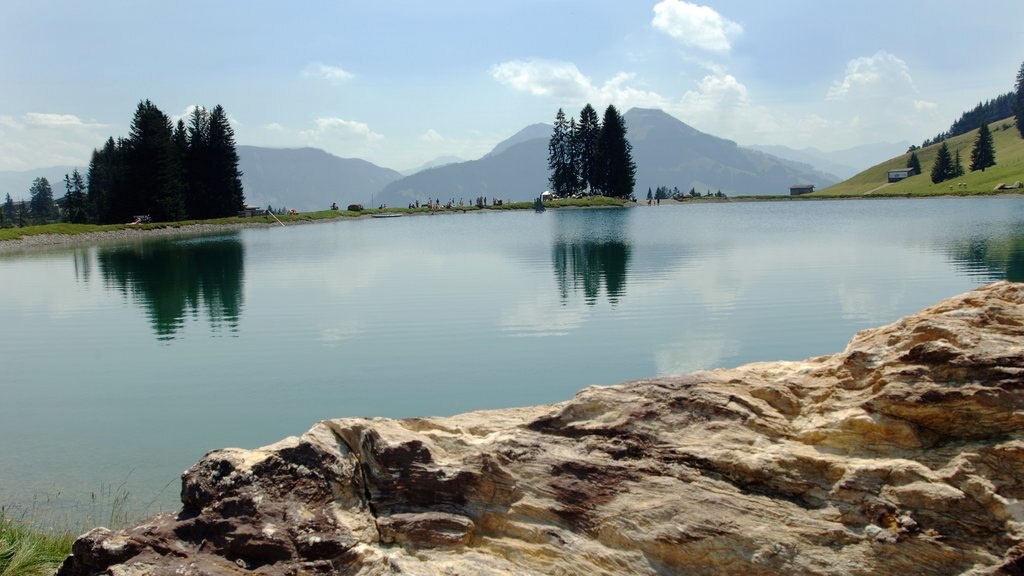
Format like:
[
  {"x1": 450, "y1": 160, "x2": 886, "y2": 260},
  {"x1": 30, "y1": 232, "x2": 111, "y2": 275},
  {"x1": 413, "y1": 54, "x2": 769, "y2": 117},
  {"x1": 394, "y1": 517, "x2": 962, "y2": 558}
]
[
  {"x1": 887, "y1": 168, "x2": 916, "y2": 183},
  {"x1": 790, "y1": 184, "x2": 815, "y2": 196}
]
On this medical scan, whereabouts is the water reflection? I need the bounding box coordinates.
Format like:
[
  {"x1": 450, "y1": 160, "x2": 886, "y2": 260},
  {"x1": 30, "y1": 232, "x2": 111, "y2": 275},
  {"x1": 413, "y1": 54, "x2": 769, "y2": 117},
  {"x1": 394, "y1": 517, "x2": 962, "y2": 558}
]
[
  {"x1": 96, "y1": 235, "x2": 245, "y2": 340},
  {"x1": 945, "y1": 234, "x2": 1024, "y2": 282},
  {"x1": 551, "y1": 209, "x2": 632, "y2": 305}
]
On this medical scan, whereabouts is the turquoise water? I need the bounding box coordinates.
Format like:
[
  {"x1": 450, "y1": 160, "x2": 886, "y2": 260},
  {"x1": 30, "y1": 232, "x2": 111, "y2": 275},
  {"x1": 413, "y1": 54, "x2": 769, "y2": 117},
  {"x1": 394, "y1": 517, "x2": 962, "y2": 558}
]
[{"x1": 1, "y1": 197, "x2": 1022, "y2": 522}]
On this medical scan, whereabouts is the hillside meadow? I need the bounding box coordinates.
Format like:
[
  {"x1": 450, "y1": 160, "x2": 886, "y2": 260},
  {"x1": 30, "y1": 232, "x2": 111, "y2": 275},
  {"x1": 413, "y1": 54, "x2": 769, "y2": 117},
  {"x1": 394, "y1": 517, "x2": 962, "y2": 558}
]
[{"x1": 816, "y1": 119, "x2": 1024, "y2": 197}]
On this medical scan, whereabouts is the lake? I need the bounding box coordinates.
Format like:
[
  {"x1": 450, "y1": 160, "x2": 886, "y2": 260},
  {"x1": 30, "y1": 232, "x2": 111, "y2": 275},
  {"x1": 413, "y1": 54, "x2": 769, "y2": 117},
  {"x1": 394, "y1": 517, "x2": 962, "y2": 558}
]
[{"x1": 1, "y1": 197, "x2": 1022, "y2": 526}]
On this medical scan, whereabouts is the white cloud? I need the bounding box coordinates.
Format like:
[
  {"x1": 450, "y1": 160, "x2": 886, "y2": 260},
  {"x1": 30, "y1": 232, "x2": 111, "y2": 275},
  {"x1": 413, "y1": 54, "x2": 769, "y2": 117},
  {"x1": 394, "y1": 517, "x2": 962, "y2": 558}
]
[
  {"x1": 491, "y1": 59, "x2": 591, "y2": 100},
  {"x1": 297, "y1": 118, "x2": 384, "y2": 158},
  {"x1": 679, "y1": 72, "x2": 750, "y2": 116},
  {"x1": 301, "y1": 117, "x2": 383, "y2": 143},
  {"x1": 914, "y1": 100, "x2": 938, "y2": 111},
  {"x1": 420, "y1": 129, "x2": 444, "y2": 143},
  {"x1": 826, "y1": 51, "x2": 915, "y2": 101},
  {"x1": 24, "y1": 113, "x2": 96, "y2": 128},
  {"x1": 652, "y1": 0, "x2": 742, "y2": 53},
  {"x1": 302, "y1": 62, "x2": 354, "y2": 83},
  {"x1": 0, "y1": 112, "x2": 109, "y2": 170},
  {"x1": 263, "y1": 122, "x2": 285, "y2": 132},
  {"x1": 491, "y1": 59, "x2": 668, "y2": 110}
]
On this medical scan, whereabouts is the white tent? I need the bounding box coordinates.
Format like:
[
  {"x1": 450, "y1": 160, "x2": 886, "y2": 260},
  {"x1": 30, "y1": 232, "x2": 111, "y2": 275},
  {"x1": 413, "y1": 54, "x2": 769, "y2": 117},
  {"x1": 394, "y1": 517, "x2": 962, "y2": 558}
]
[{"x1": 540, "y1": 191, "x2": 555, "y2": 201}]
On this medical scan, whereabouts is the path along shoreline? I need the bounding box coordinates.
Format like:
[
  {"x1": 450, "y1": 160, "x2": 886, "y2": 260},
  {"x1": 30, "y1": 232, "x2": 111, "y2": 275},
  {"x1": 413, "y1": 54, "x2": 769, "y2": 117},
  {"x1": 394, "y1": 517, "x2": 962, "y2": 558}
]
[{"x1": 3, "y1": 193, "x2": 1021, "y2": 255}]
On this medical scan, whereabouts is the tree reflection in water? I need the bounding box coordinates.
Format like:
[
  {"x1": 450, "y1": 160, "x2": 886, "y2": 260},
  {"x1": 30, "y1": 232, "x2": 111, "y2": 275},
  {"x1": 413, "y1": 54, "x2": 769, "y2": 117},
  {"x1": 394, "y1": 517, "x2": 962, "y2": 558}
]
[
  {"x1": 96, "y1": 234, "x2": 245, "y2": 340},
  {"x1": 551, "y1": 209, "x2": 632, "y2": 305}
]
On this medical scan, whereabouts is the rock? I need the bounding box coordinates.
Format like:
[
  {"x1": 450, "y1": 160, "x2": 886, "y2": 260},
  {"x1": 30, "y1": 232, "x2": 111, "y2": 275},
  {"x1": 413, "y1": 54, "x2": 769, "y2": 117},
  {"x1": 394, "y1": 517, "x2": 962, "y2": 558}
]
[{"x1": 59, "y1": 282, "x2": 1024, "y2": 575}]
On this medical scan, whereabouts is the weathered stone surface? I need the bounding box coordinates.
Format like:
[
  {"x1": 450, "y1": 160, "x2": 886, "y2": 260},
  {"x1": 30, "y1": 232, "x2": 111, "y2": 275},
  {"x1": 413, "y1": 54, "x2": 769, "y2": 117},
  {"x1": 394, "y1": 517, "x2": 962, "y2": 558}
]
[{"x1": 59, "y1": 282, "x2": 1024, "y2": 575}]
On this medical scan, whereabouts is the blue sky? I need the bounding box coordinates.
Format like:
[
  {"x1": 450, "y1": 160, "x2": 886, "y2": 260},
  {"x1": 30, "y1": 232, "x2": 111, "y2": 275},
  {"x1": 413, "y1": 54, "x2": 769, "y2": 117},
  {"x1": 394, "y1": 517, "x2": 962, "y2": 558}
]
[{"x1": 1, "y1": 0, "x2": 1022, "y2": 172}]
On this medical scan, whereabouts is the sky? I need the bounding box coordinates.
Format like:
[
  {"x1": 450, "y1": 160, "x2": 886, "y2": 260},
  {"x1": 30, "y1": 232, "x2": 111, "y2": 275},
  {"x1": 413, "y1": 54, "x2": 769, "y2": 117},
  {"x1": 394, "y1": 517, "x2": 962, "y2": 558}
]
[{"x1": 1, "y1": 0, "x2": 1023, "y2": 173}]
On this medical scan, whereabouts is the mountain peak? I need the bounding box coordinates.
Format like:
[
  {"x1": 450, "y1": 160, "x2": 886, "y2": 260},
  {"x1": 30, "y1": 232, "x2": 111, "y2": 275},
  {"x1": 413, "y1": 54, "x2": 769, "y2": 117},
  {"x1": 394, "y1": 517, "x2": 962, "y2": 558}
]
[{"x1": 485, "y1": 123, "x2": 551, "y2": 158}]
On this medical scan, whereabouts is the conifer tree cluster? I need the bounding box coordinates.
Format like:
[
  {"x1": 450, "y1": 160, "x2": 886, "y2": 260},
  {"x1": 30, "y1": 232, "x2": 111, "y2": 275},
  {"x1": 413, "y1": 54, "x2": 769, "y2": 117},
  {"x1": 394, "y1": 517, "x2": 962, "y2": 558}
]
[
  {"x1": 86, "y1": 100, "x2": 244, "y2": 224},
  {"x1": 930, "y1": 142, "x2": 964, "y2": 184},
  {"x1": 548, "y1": 104, "x2": 636, "y2": 198}
]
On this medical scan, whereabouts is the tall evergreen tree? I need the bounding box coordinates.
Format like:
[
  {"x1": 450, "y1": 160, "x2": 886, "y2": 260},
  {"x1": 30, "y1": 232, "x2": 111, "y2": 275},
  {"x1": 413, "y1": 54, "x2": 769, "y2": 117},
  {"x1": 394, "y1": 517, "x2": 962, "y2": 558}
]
[
  {"x1": 2, "y1": 193, "x2": 14, "y2": 224},
  {"x1": 953, "y1": 149, "x2": 965, "y2": 178},
  {"x1": 206, "y1": 105, "x2": 244, "y2": 217},
  {"x1": 126, "y1": 100, "x2": 185, "y2": 222},
  {"x1": 28, "y1": 177, "x2": 57, "y2": 223},
  {"x1": 547, "y1": 108, "x2": 576, "y2": 196},
  {"x1": 907, "y1": 151, "x2": 922, "y2": 175},
  {"x1": 185, "y1": 107, "x2": 211, "y2": 218},
  {"x1": 87, "y1": 137, "x2": 126, "y2": 224},
  {"x1": 595, "y1": 105, "x2": 636, "y2": 198},
  {"x1": 969, "y1": 122, "x2": 996, "y2": 172},
  {"x1": 63, "y1": 169, "x2": 88, "y2": 224},
  {"x1": 930, "y1": 142, "x2": 954, "y2": 184},
  {"x1": 1015, "y1": 59, "x2": 1024, "y2": 139},
  {"x1": 575, "y1": 104, "x2": 601, "y2": 194}
]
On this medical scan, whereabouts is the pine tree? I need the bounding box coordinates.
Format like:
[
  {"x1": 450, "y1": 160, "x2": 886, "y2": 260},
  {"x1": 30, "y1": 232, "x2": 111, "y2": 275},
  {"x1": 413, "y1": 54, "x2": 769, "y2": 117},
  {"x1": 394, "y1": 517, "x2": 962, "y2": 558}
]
[
  {"x1": 126, "y1": 100, "x2": 185, "y2": 222},
  {"x1": 1015, "y1": 59, "x2": 1024, "y2": 139},
  {"x1": 907, "y1": 151, "x2": 922, "y2": 175},
  {"x1": 969, "y1": 122, "x2": 996, "y2": 172},
  {"x1": 63, "y1": 169, "x2": 88, "y2": 224},
  {"x1": 28, "y1": 177, "x2": 57, "y2": 223},
  {"x1": 930, "y1": 142, "x2": 954, "y2": 184},
  {"x1": 206, "y1": 105, "x2": 245, "y2": 217},
  {"x1": 595, "y1": 105, "x2": 636, "y2": 198},
  {"x1": 575, "y1": 104, "x2": 601, "y2": 194},
  {"x1": 547, "y1": 109, "x2": 576, "y2": 196},
  {"x1": 87, "y1": 137, "x2": 126, "y2": 224},
  {"x1": 185, "y1": 106, "x2": 211, "y2": 218},
  {"x1": 2, "y1": 193, "x2": 14, "y2": 224},
  {"x1": 953, "y1": 149, "x2": 965, "y2": 178}
]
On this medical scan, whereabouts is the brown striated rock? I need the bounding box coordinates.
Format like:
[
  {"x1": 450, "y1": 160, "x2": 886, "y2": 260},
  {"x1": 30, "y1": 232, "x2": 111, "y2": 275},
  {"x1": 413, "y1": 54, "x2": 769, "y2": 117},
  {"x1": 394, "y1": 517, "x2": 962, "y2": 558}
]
[{"x1": 59, "y1": 282, "x2": 1024, "y2": 575}]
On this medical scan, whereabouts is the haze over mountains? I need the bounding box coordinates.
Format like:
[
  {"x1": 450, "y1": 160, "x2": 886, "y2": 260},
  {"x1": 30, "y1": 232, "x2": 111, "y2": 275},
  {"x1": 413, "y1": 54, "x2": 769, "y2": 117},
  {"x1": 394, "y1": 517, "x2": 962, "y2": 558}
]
[
  {"x1": 2, "y1": 108, "x2": 867, "y2": 211},
  {"x1": 374, "y1": 108, "x2": 840, "y2": 207},
  {"x1": 747, "y1": 141, "x2": 911, "y2": 180},
  {"x1": 237, "y1": 146, "x2": 402, "y2": 211}
]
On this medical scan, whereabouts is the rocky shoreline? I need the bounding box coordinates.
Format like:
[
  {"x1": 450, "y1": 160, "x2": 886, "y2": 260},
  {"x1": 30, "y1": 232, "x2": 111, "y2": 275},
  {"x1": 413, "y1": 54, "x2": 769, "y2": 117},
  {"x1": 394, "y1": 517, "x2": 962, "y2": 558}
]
[
  {"x1": 57, "y1": 281, "x2": 1024, "y2": 575},
  {"x1": 0, "y1": 221, "x2": 280, "y2": 255}
]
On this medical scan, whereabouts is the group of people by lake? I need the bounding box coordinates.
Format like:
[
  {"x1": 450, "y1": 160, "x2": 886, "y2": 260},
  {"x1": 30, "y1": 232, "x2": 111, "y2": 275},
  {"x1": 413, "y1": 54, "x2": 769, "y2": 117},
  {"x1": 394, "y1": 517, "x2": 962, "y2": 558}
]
[{"x1": 403, "y1": 196, "x2": 508, "y2": 211}]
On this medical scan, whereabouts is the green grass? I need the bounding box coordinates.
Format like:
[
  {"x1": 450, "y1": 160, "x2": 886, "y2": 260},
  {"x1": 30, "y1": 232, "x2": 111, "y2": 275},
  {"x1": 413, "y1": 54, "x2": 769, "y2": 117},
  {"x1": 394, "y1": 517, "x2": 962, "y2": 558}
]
[
  {"x1": 815, "y1": 119, "x2": 1024, "y2": 197},
  {"x1": 0, "y1": 197, "x2": 631, "y2": 242},
  {"x1": 0, "y1": 511, "x2": 74, "y2": 576}
]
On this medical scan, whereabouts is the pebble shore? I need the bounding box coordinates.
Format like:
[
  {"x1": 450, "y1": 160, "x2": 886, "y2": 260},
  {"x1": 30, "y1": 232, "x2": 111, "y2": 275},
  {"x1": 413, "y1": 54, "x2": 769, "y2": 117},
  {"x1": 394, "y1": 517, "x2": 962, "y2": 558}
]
[{"x1": 0, "y1": 221, "x2": 279, "y2": 255}]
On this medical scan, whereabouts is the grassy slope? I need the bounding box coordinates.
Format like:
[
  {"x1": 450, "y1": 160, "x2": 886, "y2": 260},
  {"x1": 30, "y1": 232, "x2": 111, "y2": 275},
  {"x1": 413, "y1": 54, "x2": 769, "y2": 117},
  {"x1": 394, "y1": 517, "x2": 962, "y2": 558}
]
[{"x1": 816, "y1": 119, "x2": 1024, "y2": 197}]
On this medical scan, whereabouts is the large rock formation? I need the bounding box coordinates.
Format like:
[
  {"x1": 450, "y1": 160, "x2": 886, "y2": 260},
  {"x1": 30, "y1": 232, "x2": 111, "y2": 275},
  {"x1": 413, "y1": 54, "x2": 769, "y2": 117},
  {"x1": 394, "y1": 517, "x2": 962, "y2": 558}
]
[{"x1": 60, "y1": 282, "x2": 1024, "y2": 575}]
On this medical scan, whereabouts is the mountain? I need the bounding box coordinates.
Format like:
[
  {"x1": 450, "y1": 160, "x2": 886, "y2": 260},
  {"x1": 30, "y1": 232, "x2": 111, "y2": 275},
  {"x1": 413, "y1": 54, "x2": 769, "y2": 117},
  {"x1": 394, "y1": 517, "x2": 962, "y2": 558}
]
[
  {"x1": 376, "y1": 134, "x2": 549, "y2": 206},
  {"x1": 625, "y1": 108, "x2": 838, "y2": 196},
  {"x1": 483, "y1": 123, "x2": 550, "y2": 158},
  {"x1": 400, "y1": 155, "x2": 465, "y2": 176},
  {"x1": 376, "y1": 110, "x2": 837, "y2": 205},
  {"x1": 237, "y1": 146, "x2": 402, "y2": 211},
  {"x1": 747, "y1": 142, "x2": 910, "y2": 180},
  {"x1": 0, "y1": 165, "x2": 83, "y2": 200}
]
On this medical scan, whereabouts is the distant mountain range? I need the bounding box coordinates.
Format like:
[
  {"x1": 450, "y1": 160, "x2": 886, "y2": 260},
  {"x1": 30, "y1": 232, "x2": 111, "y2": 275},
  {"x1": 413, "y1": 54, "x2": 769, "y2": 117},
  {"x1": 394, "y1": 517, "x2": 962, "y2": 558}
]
[
  {"x1": 237, "y1": 146, "x2": 402, "y2": 211},
  {"x1": 2, "y1": 108, "x2": 900, "y2": 210},
  {"x1": 399, "y1": 155, "x2": 465, "y2": 176},
  {"x1": 0, "y1": 165, "x2": 82, "y2": 201},
  {"x1": 375, "y1": 108, "x2": 841, "y2": 205},
  {"x1": 747, "y1": 142, "x2": 910, "y2": 180}
]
